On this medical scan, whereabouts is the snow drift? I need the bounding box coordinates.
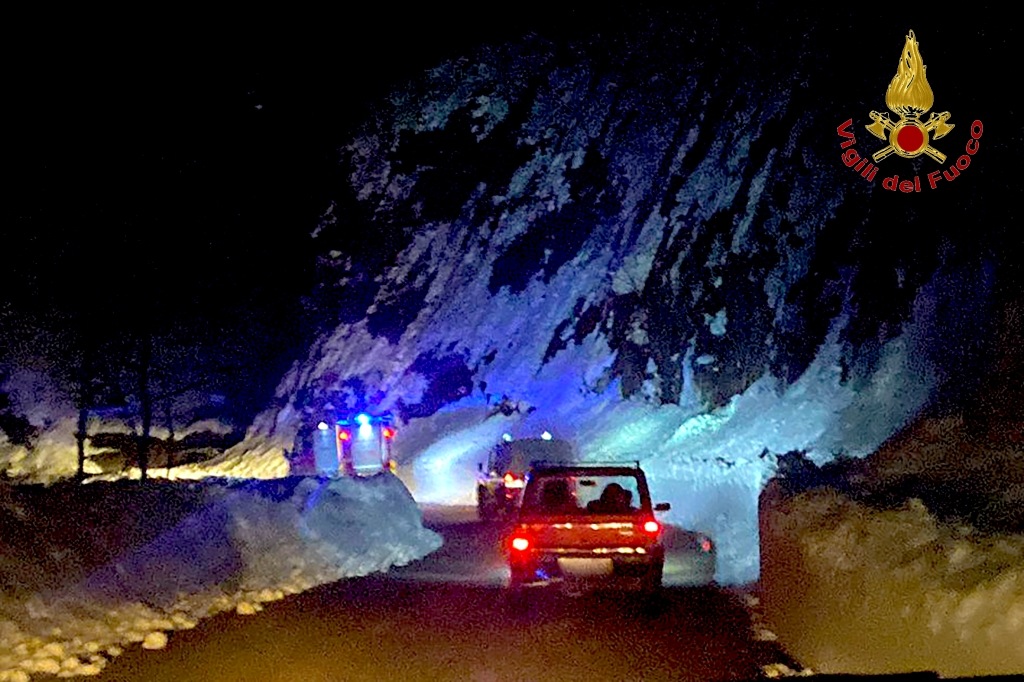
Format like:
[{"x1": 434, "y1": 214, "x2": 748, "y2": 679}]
[
  {"x1": 759, "y1": 416, "x2": 1024, "y2": 677},
  {"x1": 761, "y1": 487, "x2": 1024, "y2": 677},
  {"x1": 0, "y1": 474, "x2": 441, "y2": 680}
]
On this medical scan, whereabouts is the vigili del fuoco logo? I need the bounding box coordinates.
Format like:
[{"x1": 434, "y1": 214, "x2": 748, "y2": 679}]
[{"x1": 836, "y1": 30, "x2": 983, "y2": 193}]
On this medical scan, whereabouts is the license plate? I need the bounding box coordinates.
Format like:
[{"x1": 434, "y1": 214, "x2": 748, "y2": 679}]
[{"x1": 557, "y1": 558, "x2": 614, "y2": 577}]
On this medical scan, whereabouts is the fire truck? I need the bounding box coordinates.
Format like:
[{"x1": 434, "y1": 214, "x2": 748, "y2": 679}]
[{"x1": 304, "y1": 412, "x2": 397, "y2": 477}]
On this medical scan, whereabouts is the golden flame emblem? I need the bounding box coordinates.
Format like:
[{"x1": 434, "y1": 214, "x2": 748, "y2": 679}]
[
  {"x1": 885, "y1": 29, "x2": 934, "y2": 117},
  {"x1": 865, "y1": 30, "x2": 954, "y2": 163}
]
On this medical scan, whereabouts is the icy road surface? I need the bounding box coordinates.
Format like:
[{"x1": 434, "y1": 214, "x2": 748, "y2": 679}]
[{"x1": 75, "y1": 506, "x2": 781, "y2": 682}]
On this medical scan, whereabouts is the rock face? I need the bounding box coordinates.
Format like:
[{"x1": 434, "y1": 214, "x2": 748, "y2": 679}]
[{"x1": 242, "y1": 9, "x2": 1017, "y2": 581}]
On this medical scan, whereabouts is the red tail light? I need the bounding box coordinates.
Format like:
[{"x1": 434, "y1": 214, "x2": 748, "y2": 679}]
[
  {"x1": 510, "y1": 535, "x2": 530, "y2": 551},
  {"x1": 503, "y1": 472, "x2": 525, "y2": 489},
  {"x1": 642, "y1": 520, "x2": 660, "y2": 534},
  {"x1": 700, "y1": 537, "x2": 713, "y2": 553},
  {"x1": 337, "y1": 429, "x2": 351, "y2": 442},
  {"x1": 382, "y1": 427, "x2": 396, "y2": 439}
]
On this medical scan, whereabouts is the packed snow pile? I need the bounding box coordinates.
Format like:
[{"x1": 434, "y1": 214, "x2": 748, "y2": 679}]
[
  {"x1": 759, "y1": 422, "x2": 1024, "y2": 677},
  {"x1": 0, "y1": 474, "x2": 441, "y2": 680}
]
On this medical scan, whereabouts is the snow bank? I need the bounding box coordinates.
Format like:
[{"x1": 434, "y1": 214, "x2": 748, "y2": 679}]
[
  {"x1": 0, "y1": 418, "x2": 81, "y2": 484},
  {"x1": 0, "y1": 415, "x2": 280, "y2": 486},
  {"x1": 0, "y1": 474, "x2": 441, "y2": 680},
  {"x1": 760, "y1": 483, "x2": 1024, "y2": 677},
  {"x1": 356, "y1": 307, "x2": 932, "y2": 585}
]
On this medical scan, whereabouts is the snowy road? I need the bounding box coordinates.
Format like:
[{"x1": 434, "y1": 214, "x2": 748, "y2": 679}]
[{"x1": 72, "y1": 506, "x2": 777, "y2": 681}]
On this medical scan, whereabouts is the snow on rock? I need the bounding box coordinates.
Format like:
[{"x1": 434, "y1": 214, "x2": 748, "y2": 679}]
[
  {"x1": 2, "y1": 13, "x2": 1010, "y2": 592},
  {"x1": 0, "y1": 16, "x2": 1016, "y2": 680},
  {"x1": 235, "y1": 14, "x2": 1008, "y2": 586},
  {"x1": 244, "y1": 264, "x2": 940, "y2": 585},
  {"x1": 0, "y1": 474, "x2": 441, "y2": 680}
]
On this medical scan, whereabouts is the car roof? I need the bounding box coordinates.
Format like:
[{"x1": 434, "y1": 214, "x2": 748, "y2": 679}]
[{"x1": 527, "y1": 463, "x2": 647, "y2": 478}]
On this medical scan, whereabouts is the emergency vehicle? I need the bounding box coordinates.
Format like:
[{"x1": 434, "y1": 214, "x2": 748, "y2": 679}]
[
  {"x1": 476, "y1": 433, "x2": 574, "y2": 520},
  {"x1": 305, "y1": 412, "x2": 397, "y2": 477}
]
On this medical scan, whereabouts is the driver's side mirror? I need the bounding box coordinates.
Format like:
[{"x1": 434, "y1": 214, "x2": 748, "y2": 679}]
[{"x1": 654, "y1": 502, "x2": 671, "y2": 512}]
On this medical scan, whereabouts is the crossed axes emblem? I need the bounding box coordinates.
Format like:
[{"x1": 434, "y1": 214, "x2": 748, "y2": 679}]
[{"x1": 866, "y1": 110, "x2": 955, "y2": 163}]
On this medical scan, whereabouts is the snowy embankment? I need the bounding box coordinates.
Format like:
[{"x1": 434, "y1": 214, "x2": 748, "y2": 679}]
[
  {"x1": 759, "y1": 452, "x2": 1024, "y2": 676},
  {"x1": 0, "y1": 474, "x2": 442, "y2": 680}
]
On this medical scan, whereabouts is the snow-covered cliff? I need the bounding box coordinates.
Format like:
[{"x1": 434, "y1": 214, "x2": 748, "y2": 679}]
[{"x1": 226, "y1": 10, "x2": 1015, "y2": 582}]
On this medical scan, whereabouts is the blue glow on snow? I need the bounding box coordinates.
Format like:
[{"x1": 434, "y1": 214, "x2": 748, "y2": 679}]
[{"x1": 398, "y1": 314, "x2": 934, "y2": 584}]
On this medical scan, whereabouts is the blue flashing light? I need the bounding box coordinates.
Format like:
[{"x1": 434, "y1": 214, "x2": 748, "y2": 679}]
[
  {"x1": 502, "y1": 433, "x2": 513, "y2": 442},
  {"x1": 541, "y1": 431, "x2": 553, "y2": 441},
  {"x1": 336, "y1": 412, "x2": 394, "y2": 427},
  {"x1": 317, "y1": 421, "x2": 330, "y2": 431}
]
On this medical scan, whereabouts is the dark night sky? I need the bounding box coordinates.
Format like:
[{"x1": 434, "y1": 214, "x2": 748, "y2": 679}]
[
  {"x1": 6, "y1": 7, "x2": 619, "y2": 309},
  {"x1": 3, "y1": 7, "x2": 625, "y2": 418}
]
